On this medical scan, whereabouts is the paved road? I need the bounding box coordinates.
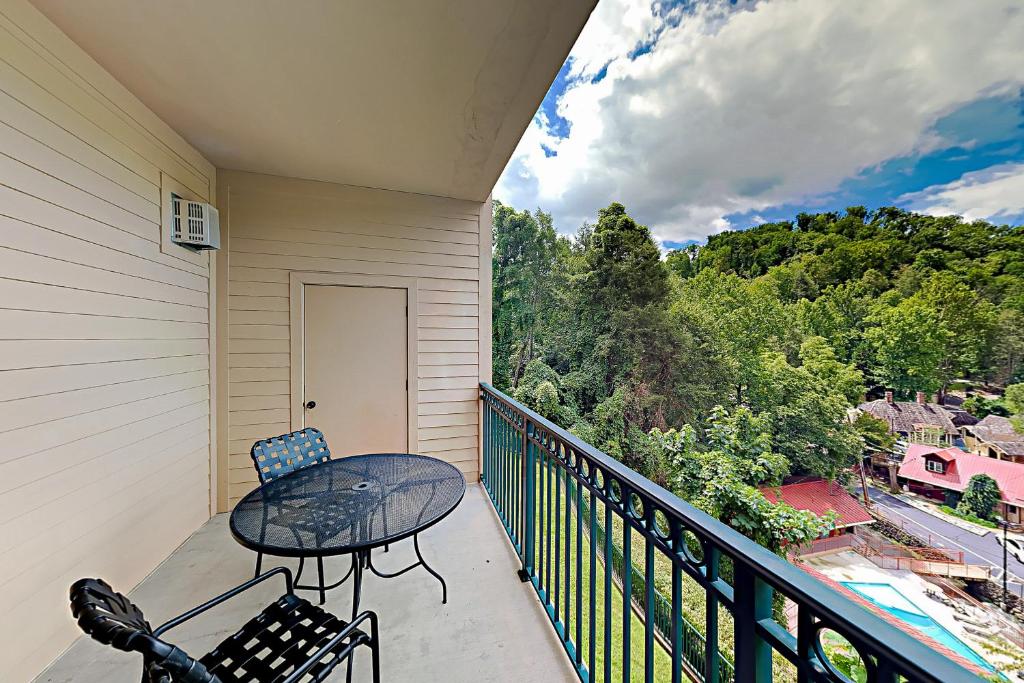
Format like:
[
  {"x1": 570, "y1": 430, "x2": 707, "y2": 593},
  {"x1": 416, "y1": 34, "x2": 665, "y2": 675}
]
[{"x1": 861, "y1": 485, "x2": 1024, "y2": 598}]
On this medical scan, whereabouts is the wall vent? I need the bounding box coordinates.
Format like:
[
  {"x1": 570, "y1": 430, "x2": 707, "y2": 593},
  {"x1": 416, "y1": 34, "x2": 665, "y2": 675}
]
[{"x1": 170, "y1": 194, "x2": 220, "y2": 250}]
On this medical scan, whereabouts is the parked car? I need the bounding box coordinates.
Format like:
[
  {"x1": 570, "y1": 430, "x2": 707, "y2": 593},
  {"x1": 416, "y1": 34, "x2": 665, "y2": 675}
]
[{"x1": 997, "y1": 534, "x2": 1024, "y2": 563}]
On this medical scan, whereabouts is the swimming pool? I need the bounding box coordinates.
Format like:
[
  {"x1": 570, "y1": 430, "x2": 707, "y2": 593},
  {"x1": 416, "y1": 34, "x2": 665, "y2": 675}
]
[{"x1": 841, "y1": 581, "x2": 995, "y2": 673}]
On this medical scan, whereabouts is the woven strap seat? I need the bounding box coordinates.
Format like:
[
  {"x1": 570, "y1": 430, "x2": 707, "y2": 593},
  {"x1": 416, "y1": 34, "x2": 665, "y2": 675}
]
[{"x1": 199, "y1": 593, "x2": 368, "y2": 682}]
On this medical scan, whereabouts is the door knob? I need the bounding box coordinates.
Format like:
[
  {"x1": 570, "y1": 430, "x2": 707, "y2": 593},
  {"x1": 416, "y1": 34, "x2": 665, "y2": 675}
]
[{"x1": 305, "y1": 400, "x2": 316, "y2": 410}]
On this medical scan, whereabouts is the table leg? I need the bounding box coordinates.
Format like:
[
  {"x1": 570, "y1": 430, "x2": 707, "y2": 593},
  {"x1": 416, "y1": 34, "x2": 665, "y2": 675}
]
[
  {"x1": 415, "y1": 533, "x2": 448, "y2": 604},
  {"x1": 352, "y1": 550, "x2": 365, "y2": 621},
  {"x1": 317, "y1": 556, "x2": 326, "y2": 605}
]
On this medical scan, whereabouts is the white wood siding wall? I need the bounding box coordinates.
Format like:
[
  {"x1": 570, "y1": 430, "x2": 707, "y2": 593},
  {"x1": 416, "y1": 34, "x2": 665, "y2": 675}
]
[
  {"x1": 0, "y1": 3, "x2": 216, "y2": 680},
  {"x1": 221, "y1": 171, "x2": 484, "y2": 505}
]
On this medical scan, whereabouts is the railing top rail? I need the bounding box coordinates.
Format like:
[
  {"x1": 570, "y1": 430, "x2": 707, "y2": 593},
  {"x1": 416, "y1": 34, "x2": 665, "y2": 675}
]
[{"x1": 480, "y1": 382, "x2": 984, "y2": 682}]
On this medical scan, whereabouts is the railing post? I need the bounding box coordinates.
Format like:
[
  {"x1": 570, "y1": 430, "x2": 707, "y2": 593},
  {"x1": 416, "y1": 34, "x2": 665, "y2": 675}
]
[
  {"x1": 733, "y1": 563, "x2": 773, "y2": 683},
  {"x1": 519, "y1": 416, "x2": 535, "y2": 582}
]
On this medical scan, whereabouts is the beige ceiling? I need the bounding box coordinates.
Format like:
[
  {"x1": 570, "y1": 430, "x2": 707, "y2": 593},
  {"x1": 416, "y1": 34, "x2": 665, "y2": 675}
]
[{"x1": 31, "y1": 0, "x2": 594, "y2": 201}]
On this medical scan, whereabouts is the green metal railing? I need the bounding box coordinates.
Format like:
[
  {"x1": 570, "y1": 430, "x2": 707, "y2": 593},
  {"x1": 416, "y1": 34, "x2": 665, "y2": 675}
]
[
  {"x1": 574, "y1": 481, "x2": 736, "y2": 683},
  {"x1": 480, "y1": 383, "x2": 984, "y2": 683}
]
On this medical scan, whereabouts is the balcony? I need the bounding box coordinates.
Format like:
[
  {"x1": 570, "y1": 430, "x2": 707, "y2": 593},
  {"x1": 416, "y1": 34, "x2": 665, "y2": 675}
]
[
  {"x1": 39, "y1": 386, "x2": 985, "y2": 683},
  {"x1": 36, "y1": 482, "x2": 577, "y2": 683}
]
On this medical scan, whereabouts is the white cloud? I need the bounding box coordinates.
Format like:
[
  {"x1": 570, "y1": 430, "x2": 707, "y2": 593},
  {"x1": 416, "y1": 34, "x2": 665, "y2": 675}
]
[
  {"x1": 494, "y1": 0, "x2": 1024, "y2": 242},
  {"x1": 900, "y1": 163, "x2": 1024, "y2": 222}
]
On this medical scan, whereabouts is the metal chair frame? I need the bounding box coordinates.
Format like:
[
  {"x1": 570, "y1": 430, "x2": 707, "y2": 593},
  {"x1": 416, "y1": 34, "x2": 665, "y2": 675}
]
[{"x1": 70, "y1": 567, "x2": 380, "y2": 683}]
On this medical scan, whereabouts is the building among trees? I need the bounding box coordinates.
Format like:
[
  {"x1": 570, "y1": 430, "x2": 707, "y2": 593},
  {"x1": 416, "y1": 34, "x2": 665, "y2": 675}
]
[
  {"x1": 858, "y1": 391, "x2": 959, "y2": 446},
  {"x1": 963, "y1": 415, "x2": 1024, "y2": 463},
  {"x1": 897, "y1": 444, "x2": 1024, "y2": 523}
]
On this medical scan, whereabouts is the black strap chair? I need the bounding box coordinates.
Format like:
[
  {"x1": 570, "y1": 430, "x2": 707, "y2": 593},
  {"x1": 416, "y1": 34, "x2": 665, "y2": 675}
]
[
  {"x1": 249, "y1": 428, "x2": 333, "y2": 578},
  {"x1": 70, "y1": 567, "x2": 379, "y2": 683}
]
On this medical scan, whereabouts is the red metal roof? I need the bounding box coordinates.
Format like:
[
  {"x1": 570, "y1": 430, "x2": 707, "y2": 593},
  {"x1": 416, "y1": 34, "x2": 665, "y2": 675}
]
[
  {"x1": 760, "y1": 479, "x2": 874, "y2": 528},
  {"x1": 898, "y1": 444, "x2": 1024, "y2": 504},
  {"x1": 798, "y1": 564, "x2": 990, "y2": 676}
]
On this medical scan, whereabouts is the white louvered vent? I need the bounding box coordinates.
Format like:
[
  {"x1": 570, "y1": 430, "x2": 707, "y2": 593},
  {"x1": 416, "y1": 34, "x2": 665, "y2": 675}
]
[{"x1": 170, "y1": 194, "x2": 220, "y2": 250}]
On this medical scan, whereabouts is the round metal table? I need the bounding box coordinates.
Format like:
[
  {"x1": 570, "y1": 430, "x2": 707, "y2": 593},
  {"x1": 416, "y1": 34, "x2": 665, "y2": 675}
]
[{"x1": 230, "y1": 453, "x2": 466, "y2": 613}]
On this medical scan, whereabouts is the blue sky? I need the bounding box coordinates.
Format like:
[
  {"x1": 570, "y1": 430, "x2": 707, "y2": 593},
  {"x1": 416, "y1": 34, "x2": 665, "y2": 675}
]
[{"x1": 495, "y1": 0, "x2": 1024, "y2": 247}]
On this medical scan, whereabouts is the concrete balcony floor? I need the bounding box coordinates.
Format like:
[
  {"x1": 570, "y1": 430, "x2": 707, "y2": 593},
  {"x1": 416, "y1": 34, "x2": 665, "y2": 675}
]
[{"x1": 35, "y1": 484, "x2": 576, "y2": 682}]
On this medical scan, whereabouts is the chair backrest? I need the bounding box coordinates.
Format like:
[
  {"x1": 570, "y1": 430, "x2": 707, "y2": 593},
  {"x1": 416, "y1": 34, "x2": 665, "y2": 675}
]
[
  {"x1": 250, "y1": 427, "x2": 332, "y2": 483},
  {"x1": 70, "y1": 579, "x2": 217, "y2": 683}
]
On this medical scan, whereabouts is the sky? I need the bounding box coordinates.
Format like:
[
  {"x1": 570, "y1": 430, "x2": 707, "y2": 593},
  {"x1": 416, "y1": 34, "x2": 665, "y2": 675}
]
[{"x1": 494, "y1": 0, "x2": 1024, "y2": 249}]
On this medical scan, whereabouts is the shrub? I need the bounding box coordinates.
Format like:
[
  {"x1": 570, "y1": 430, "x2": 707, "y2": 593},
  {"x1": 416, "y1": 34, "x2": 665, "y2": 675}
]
[{"x1": 956, "y1": 474, "x2": 1001, "y2": 521}]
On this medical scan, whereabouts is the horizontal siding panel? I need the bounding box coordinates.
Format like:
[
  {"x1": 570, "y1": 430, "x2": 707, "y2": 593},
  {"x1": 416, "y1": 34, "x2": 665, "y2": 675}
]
[
  {"x1": 419, "y1": 388, "x2": 478, "y2": 403},
  {"x1": 231, "y1": 236, "x2": 478, "y2": 270},
  {"x1": 0, "y1": 370, "x2": 208, "y2": 434},
  {"x1": 231, "y1": 251, "x2": 478, "y2": 281},
  {"x1": 233, "y1": 224, "x2": 479, "y2": 257},
  {"x1": 0, "y1": 416, "x2": 207, "y2": 526},
  {"x1": 0, "y1": 309, "x2": 207, "y2": 340},
  {"x1": 0, "y1": 399, "x2": 209, "y2": 496},
  {"x1": 418, "y1": 411, "x2": 477, "y2": 428},
  {"x1": 229, "y1": 281, "x2": 289, "y2": 297},
  {"x1": 417, "y1": 315, "x2": 478, "y2": 329},
  {"x1": 230, "y1": 380, "x2": 290, "y2": 397},
  {"x1": 0, "y1": 118, "x2": 158, "y2": 221},
  {"x1": 418, "y1": 289, "x2": 479, "y2": 304},
  {"x1": 417, "y1": 327, "x2": 478, "y2": 341},
  {"x1": 230, "y1": 352, "x2": 289, "y2": 368},
  {"x1": 0, "y1": 386, "x2": 208, "y2": 465},
  {"x1": 418, "y1": 303, "x2": 478, "y2": 317},
  {"x1": 416, "y1": 435, "x2": 478, "y2": 452},
  {"x1": 0, "y1": 338, "x2": 207, "y2": 370},
  {"x1": 229, "y1": 366, "x2": 289, "y2": 383},
  {"x1": 0, "y1": 29, "x2": 209, "y2": 196},
  {"x1": 0, "y1": 242, "x2": 206, "y2": 308},
  {"x1": 228, "y1": 295, "x2": 289, "y2": 311},
  {"x1": 229, "y1": 266, "x2": 291, "y2": 284},
  {"x1": 229, "y1": 421, "x2": 290, "y2": 442},
  {"x1": 229, "y1": 324, "x2": 289, "y2": 340},
  {"x1": 0, "y1": 277, "x2": 207, "y2": 322},
  {"x1": 0, "y1": 438, "x2": 208, "y2": 572},
  {"x1": 418, "y1": 364, "x2": 478, "y2": 378},
  {"x1": 0, "y1": 193, "x2": 207, "y2": 291},
  {"x1": 228, "y1": 338, "x2": 289, "y2": 354},
  {"x1": 419, "y1": 339, "x2": 478, "y2": 353},
  {"x1": 418, "y1": 376, "x2": 479, "y2": 391},
  {"x1": 230, "y1": 394, "x2": 290, "y2": 411},
  {"x1": 418, "y1": 400, "x2": 478, "y2": 416},
  {"x1": 0, "y1": 7, "x2": 214, "y2": 680},
  {"x1": 0, "y1": 354, "x2": 207, "y2": 402},
  {"x1": 230, "y1": 408, "x2": 290, "y2": 426},
  {"x1": 0, "y1": 88, "x2": 157, "y2": 201},
  {"x1": 231, "y1": 309, "x2": 288, "y2": 325},
  {"x1": 419, "y1": 424, "x2": 478, "y2": 441},
  {"x1": 419, "y1": 352, "x2": 477, "y2": 366},
  {"x1": 229, "y1": 188, "x2": 478, "y2": 233}
]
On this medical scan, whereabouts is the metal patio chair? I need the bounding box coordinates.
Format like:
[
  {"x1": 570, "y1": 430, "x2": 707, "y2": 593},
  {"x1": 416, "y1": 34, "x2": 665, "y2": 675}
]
[
  {"x1": 249, "y1": 427, "x2": 333, "y2": 577},
  {"x1": 69, "y1": 567, "x2": 380, "y2": 683}
]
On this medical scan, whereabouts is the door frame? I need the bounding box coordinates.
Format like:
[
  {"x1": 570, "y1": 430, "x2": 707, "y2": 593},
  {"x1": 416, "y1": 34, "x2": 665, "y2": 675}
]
[{"x1": 288, "y1": 271, "x2": 419, "y2": 453}]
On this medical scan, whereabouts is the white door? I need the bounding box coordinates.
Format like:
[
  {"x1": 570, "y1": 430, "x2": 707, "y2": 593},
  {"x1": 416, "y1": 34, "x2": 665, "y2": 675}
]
[{"x1": 302, "y1": 284, "x2": 408, "y2": 455}]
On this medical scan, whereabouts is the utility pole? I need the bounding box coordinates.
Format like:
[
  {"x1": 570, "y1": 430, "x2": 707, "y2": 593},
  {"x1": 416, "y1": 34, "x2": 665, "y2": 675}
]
[
  {"x1": 1001, "y1": 519, "x2": 1009, "y2": 612},
  {"x1": 859, "y1": 462, "x2": 871, "y2": 507}
]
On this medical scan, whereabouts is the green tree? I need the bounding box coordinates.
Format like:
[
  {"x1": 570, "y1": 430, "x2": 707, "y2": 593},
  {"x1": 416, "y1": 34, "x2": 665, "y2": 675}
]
[
  {"x1": 491, "y1": 201, "x2": 558, "y2": 390},
  {"x1": 651, "y1": 409, "x2": 834, "y2": 554},
  {"x1": 957, "y1": 474, "x2": 1001, "y2": 521},
  {"x1": 747, "y1": 351, "x2": 863, "y2": 480},
  {"x1": 864, "y1": 295, "x2": 947, "y2": 395},
  {"x1": 799, "y1": 336, "x2": 865, "y2": 404}
]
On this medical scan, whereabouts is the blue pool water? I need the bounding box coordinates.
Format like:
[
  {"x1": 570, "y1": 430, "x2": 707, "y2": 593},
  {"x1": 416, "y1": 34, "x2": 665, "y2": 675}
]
[{"x1": 842, "y1": 581, "x2": 996, "y2": 673}]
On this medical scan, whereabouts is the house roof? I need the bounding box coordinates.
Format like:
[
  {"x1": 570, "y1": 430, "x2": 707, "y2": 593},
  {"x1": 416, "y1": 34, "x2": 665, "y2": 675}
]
[
  {"x1": 898, "y1": 444, "x2": 1024, "y2": 504},
  {"x1": 943, "y1": 407, "x2": 979, "y2": 428},
  {"x1": 798, "y1": 564, "x2": 990, "y2": 677},
  {"x1": 966, "y1": 415, "x2": 1024, "y2": 457},
  {"x1": 761, "y1": 479, "x2": 873, "y2": 528},
  {"x1": 858, "y1": 399, "x2": 958, "y2": 436}
]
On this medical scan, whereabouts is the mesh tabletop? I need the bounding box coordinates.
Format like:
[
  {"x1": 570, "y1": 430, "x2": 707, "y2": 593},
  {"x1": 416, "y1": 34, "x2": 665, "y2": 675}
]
[{"x1": 230, "y1": 453, "x2": 466, "y2": 556}]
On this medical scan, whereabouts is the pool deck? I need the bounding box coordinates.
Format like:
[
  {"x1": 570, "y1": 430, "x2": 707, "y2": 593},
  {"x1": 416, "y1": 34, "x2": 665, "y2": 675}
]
[{"x1": 804, "y1": 551, "x2": 1006, "y2": 672}]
